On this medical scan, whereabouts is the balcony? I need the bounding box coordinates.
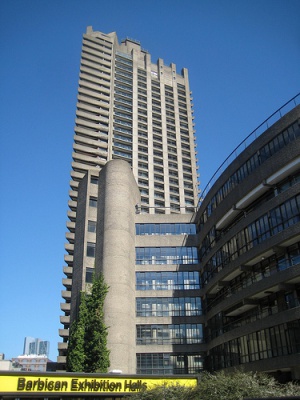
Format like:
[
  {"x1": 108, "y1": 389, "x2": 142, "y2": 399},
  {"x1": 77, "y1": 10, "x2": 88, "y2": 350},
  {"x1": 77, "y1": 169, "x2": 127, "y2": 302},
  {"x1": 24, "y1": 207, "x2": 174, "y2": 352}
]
[
  {"x1": 72, "y1": 152, "x2": 107, "y2": 168},
  {"x1": 58, "y1": 342, "x2": 68, "y2": 350},
  {"x1": 66, "y1": 221, "x2": 75, "y2": 232},
  {"x1": 70, "y1": 167, "x2": 85, "y2": 180},
  {"x1": 61, "y1": 290, "x2": 71, "y2": 300},
  {"x1": 65, "y1": 232, "x2": 75, "y2": 243},
  {"x1": 60, "y1": 315, "x2": 70, "y2": 327},
  {"x1": 68, "y1": 190, "x2": 78, "y2": 201},
  {"x1": 63, "y1": 266, "x2": 73, "y2": 278},
  {"x1": 59, "y1": 329, "x2": 69, "y2": 339},
  {"x1": 57, "y1": 355, "x2": 67, "y2": 363},
  {"x1": 60, "y1": 302, "x2": 71, "y2": 312},
  {"x1": 64, "y1": 254, "x2": 73, "y2": 266},
  {"x1": 64, "y1": 243, "x2": 74, "y2": 255},
  {"x1": 69, "y1": 180, "x2": 79, "y2": 190},
  {"x1": 62, "y1": 278, "x2": 72, "y2": 289}
]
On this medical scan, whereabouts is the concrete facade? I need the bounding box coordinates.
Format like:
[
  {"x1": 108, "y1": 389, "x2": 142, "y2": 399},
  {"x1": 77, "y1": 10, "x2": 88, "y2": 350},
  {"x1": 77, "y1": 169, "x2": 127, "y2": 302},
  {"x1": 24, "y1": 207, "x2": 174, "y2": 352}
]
[
  {"x1": 196, "y1": 104, "x2": 300, "y2": 380},
  {"x1": 59, "y1": 27, "x2": 199, "y2": 369},
  {"x1": 95, "y1": 160, "x2": 140, "y2": 373},
  {"x1": 66, "y1": 160, "x2": 203, "y2": 374}
]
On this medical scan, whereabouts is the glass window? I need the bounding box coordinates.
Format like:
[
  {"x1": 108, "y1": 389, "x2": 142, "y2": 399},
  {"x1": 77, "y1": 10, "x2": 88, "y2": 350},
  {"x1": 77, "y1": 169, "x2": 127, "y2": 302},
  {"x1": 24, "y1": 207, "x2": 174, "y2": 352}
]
[
  {"x1": 88, "y1": 220, "x2": 96, "y2": 233},
  {"x1": 136, "y1": 271, "x2": 200, "y2": 290},
  {"x1": 85, "y1": 267, "x2": 94, "y2": 283},
  {"x1": 137, "y1": 353, "x2": 203, "y2": 374},
  {"x1": 87, "y1": 242, "x2": 95, "y2": 258},
  {"x1": 201, "y1": 121, "x2": 300, "y2": 221},
  {"x1": 202, "y1": 194, "x2": 300, "y2": 274},
  {"x1": 89, "y1": 197, "x2": 97, "y2": 207},
  {"x1": 136, "y1": 297, "x2": 202, "y2": 317},
  {"x1": 90, "y1": 176, "x2": 98, "y2": 185},
  {"x1": 136, "y1": 324, "x2": 203, "y2": 345},
  {"x1": 136, "y1": 223, "x2": 196, "y2": 236}
]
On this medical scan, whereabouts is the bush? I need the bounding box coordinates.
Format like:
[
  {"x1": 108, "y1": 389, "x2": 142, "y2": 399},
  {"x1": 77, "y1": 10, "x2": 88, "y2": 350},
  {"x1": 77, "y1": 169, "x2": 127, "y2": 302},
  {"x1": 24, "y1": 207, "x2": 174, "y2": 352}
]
[
  {"x1": 194, "y1": 371, "x2": 278, "y2": 400},
  {"x1": 125, "y1": 383, "x2": 195, "y2": 400},
  {"x1": 126, "y1": 371, "x2": 300, "y2": 400}
]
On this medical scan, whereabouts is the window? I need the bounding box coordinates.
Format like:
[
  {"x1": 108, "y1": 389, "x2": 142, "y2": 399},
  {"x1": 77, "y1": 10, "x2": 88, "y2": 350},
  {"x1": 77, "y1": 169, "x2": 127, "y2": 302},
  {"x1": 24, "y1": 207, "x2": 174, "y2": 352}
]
[
  {"x1": 90, "y1": 176, "x2": 98, "y2": 185},
  {"x1": 201, "y1": 121, "x2": 300, "y2": 217},
  {"x1": 85, "y1": 267, "x2": 94, "y2": 283},
  {"x1": 136, "y1": 323, "x2": 203, "y2": 345},
  {"x1": 89, "y1": 197, "x2": 97, "y2": 207},
  {"x1": 137, "y1": 353, "x2": 203, "y2": 374},
  {"x1": 136, "y1": 223, "x2": 196, "y2": 235},
  {"x1": 88, "y1": 220, "x2": 96, "y2": 233},
  {"x1": 136, "y1": 297, "x2": 202, "y2": 317},
  {"x1": 87, "y1": 242, "x2": 95, "y2": 258},
  {"x1": 136, "y1": 271, "x2": 200, "y2": 290},
  {"x1": 136, "y1": 247, "x2": 198, "y2": 265}
]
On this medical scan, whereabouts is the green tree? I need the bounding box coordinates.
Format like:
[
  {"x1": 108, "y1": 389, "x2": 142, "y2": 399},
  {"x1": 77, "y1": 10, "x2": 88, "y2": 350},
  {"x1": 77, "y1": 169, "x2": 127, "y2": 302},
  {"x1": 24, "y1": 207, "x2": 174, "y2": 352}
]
[
  {"x1": 84, "y1": 273, "x2": 110, "y2": 372},
  {"x1": 66, "y1": 273, "x2": 110, "y2": 372},
  {"x1": 66, "y1": 292, "x2": 87, "y2": 372}
]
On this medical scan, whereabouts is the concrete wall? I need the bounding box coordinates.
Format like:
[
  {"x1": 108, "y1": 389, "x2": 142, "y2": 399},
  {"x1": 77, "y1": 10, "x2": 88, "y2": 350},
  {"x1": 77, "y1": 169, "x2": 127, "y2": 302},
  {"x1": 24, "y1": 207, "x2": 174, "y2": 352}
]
[{"x1": 95, "y1": 159, "x2": 140, "y2": 373}]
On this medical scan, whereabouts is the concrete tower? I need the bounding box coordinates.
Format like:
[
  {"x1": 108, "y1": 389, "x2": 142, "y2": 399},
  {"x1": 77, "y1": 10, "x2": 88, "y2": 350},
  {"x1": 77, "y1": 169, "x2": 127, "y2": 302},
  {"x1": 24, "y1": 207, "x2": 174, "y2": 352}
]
[{"x1": 58, "y1": 27, "x2": 200, "y2": 371}]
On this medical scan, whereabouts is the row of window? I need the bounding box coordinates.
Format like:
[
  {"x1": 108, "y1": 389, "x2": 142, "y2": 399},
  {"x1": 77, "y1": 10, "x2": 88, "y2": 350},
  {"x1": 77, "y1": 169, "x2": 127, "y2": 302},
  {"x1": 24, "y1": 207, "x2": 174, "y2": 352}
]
[
  {"x1": 137, "y1": 353, "x2": 203, "y2": 375},
  {"x1": 200, "y1": 121, "x2": 300, "y2": 225},
  {"x1": 206, "y1": 286, "x2": 300, "y2": 341},
  {"x1": 201, "y1": 171, "x2": 300, "y2": 256},
  {"x1": 136, "y1": 297, "x2": 202, "y2": 317},
  {"x1": 85, "y1": 268, "x2": 201, "y2": 290},
  {"x1": 136, "y1": 247, "x2": 198, "y2": 265},
  {"x1": 135, "y1": 223, "x2": 196, "y2": 235},
  {"x1": 201, "y1": 194, "x2": 300, "y2": 280},
  {"x1": 204, "y1": 242, "x2": 300, "y2": 312},
  {"x1": 87, "y1": 244, "x2": 199, "y2": 268},
  {"x1": 225, "y1": 172, "x2": 300, "y2": 239},
  {"x1": 137, "y1": 324, "x2": 203, "y2": 345},
  {"x1": 208, "y1": 320, "x2": 300, "y2": 371},
  {"x1": 136, "y1": 271, "x2": 200, "y2": 290}
]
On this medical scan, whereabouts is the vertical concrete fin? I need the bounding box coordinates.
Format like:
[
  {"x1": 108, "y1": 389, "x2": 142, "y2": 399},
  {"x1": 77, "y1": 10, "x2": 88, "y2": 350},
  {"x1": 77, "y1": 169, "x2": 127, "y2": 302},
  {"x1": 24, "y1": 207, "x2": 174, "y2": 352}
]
[{"x1": 95, "y1": 159, "x2": 140, "y2": 373}]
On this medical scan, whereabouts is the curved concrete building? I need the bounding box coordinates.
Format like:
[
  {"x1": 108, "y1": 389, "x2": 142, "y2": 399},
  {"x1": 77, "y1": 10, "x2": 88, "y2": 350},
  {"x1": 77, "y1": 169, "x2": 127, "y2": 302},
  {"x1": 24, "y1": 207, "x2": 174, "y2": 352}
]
[{"x1": 196, "y1": 103, "x2": 300, "y2": 380}]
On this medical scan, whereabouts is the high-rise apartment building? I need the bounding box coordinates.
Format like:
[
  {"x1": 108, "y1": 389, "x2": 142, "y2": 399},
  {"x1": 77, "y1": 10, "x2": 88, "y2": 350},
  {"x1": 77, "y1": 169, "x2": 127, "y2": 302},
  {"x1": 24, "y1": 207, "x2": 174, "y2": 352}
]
[
  {"x1": 68, "y1": 26, "x2": 198, "y2": 212},
  {"x1": 58, "y1": 27, "x2": 200, "y2": 372},
  {"x1": 23, "y1": 337, "x2": 50, "y2": 357}
]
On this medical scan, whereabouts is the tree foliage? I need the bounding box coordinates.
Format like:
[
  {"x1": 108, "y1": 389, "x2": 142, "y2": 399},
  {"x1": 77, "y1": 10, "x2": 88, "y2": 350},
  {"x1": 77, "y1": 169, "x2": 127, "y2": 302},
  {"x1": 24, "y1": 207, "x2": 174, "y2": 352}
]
[
  {"x1": 125, "y1": 383, "x2": 194, "y2": 400},
  {"x1": 66, "y1": 292, "x2": 87, "y2": 371},
  {"x1": 126, "y1": 371, "x2": 300, "y2": 400},
  {"x1": 66, "y1": 273, "x2": 110, "y2": 372}
]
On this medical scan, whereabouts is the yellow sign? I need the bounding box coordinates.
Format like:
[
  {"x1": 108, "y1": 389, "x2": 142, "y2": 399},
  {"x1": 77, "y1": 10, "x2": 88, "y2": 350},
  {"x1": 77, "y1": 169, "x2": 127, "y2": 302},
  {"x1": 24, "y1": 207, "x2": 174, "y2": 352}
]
[{"x1": 0, "y1": 373, "x2": 198, "y2": 395}]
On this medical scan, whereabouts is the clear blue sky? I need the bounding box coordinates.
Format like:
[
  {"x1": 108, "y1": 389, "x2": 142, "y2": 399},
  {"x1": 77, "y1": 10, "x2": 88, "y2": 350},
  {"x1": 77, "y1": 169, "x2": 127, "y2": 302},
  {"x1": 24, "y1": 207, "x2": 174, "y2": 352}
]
[{"x1": 0, "y1": 0, "x2": 299, "y2": 361}]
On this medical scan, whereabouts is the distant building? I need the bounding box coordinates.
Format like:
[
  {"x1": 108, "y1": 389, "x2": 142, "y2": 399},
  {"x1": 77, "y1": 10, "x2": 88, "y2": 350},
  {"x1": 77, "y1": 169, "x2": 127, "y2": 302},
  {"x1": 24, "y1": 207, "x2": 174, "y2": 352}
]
[
  {"x1": 23, "y1": 337, "x2": 50, "y2": 357},
  {"x1": 0, "y1": 356, "x2": 13, "y2": 371},
  {"x1": 11, "y1": 355, "x2": 49, "y2": 372}
]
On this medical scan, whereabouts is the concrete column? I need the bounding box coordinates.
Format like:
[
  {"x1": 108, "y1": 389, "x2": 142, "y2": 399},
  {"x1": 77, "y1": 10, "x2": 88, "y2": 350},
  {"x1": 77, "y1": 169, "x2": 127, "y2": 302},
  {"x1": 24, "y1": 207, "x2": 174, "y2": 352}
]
[{"x1": 95, "y1": 159, "x2": 140, "y2": 374}]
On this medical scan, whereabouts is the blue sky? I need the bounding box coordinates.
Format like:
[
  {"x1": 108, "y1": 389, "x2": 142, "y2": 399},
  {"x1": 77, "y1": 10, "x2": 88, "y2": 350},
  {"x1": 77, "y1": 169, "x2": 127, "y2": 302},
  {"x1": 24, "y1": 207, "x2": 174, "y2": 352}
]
[{"x1": 0, "y1": 0, "x2": 299, "y2": 361}]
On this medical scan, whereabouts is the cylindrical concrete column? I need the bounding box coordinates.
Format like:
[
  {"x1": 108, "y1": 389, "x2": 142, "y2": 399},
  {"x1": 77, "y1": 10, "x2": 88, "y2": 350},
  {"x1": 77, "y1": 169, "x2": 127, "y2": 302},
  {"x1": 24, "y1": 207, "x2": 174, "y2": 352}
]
[{"x1": 95, "y1": 159, "x2": 140, "y2": 374}]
